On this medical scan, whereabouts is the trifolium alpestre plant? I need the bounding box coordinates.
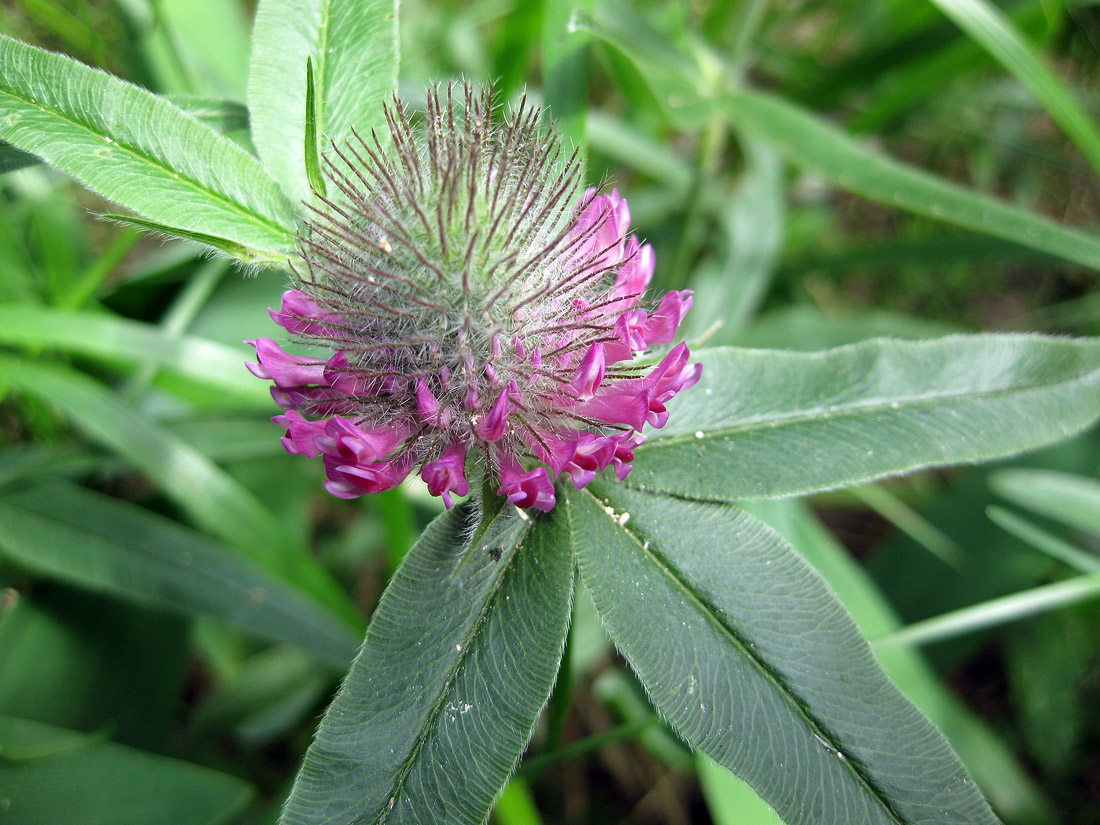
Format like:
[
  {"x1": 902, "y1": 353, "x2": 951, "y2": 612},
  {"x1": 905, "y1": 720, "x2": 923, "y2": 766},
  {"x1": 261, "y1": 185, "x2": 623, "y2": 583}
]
[{"x1": 246, "y1": 83, "x2": 701, "y2": 510}]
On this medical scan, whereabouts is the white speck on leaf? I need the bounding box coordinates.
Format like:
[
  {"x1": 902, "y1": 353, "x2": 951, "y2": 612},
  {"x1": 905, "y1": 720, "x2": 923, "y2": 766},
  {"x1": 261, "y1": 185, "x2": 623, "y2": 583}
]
[
  {"x1": 602, "y1": 504, "x2": 630, "y2": 526},
  {"x1": 445, "y1": 700, "x2": 473, "y2": 719}
]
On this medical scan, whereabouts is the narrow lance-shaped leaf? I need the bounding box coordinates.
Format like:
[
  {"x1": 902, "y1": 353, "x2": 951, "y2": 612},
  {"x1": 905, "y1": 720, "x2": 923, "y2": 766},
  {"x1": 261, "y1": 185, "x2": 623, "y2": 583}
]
[
  {"x1": 0, "y1": 481, "x2": 359, "y2": 670},
  {"x1": 248, "y1": 0, "x2": 399, "y2": 206},
  {"x1": 0, "y1": 302, "x2": 268, "y2": 407},
  {"x1": 877, "y1": 574, "x2": 1100, "y2": 650},
  {"x1": 279, "y1": 503, "x2": 574, "y2": 825},
  {"x1": 750, "y1": 499, "x2": 1059, "y2": 823},
  {"x1": 569, "y1": 484, "x2": 1000, "y2": 825},
  {"x1": 0, "y1": 354, "x2": 360, "y2": 628},
  {"x1": 628, "y1": 336, "x2": 1100, "y2": 502},
  {"x1": 0, "y1": 716, "x2": 253, "y2": 825},
  {"x1": 304, "y1": 56, "x2": 326, "y2": 197},
  {"x1": 102, "y1": 213, "x2": 280, "y2": 266},
  {"x1": 574, "y1": 0, "x2": 1100, "y2": 273},
  {"x1": 0, "y1": 34, "x2": 297, "y2": 262}
]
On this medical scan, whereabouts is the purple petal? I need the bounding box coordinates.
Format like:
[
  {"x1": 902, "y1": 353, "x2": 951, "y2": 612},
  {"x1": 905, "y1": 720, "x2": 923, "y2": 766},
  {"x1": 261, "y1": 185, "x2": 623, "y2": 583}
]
[
  {"x1": 319, "y1": 417, "x2": 407, "y2": 465},
  {"x1": 569, "y1": 343, "x2": 606, "y2": 399},
  {"x1": 561, "y1": 433, "x2": 616, "y2": 489},
  {"x1": 324, "y1": 352, "x2": 381, "y2": 397},
  {"x1": 498, "y1": 456, "x2": 556, "y2": 511},
  {"x1": 640, "y1": 290, "x2": 694, "y2": 347},
  {"x1": 323, "y1": 450, "x2": 413, "y2": 498},
  {"x1": 643, "y1": 342, "x2": 703, "y2": 401},
  {"x1": 269, "y1": 289, "x2": 345, "y2": 338},
  {"x1": 248, "y1": 338, "x2": 328, "y2": 388},
  {"x1": 578, "y1": 391, "x2": 651, "y2": 431},
  {"x1": 610, "y1": 238, "x2": 654, "y2": 307},
  {"x1": 477, "y1": 387, "x2": 510, "y2": 441},
  {"x1": 272, "y1": 410, "x2": 328, "y2": 458},
  {"x1": 422, "y1": 442, "x2": 470, "y2": 509},
  {"x1": 611, "y1": 431, "x2": 645, "y2": 480}
]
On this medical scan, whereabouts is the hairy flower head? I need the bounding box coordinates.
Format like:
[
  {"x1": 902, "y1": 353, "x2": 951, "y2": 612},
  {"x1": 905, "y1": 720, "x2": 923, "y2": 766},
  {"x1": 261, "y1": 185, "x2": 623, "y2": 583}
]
[{"x1": 247, "y1": 84, "x2": 701, "y2": 511}]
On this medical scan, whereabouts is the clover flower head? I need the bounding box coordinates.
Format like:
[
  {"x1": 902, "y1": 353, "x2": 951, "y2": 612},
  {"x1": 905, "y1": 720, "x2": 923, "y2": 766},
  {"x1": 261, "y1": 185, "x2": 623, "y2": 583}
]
[{"x1": 247, "y1": 83, "x2": 701, "y2": 512}]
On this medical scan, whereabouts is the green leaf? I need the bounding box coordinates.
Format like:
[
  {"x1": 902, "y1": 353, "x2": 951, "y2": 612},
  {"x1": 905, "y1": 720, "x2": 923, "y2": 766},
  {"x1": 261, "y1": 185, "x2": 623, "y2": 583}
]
[
  {"x1": 543, "y1": 0, "x2": 594, "y2": 150},
  {"x1": 493, "y1": 778, "x2": 545, "y2": 825},
  {"x1": 192, "y1": 647, "x2": 333, "y2": 744},
  {"x1": 149, "y1": 0, "x2": 251, "y2": 98},
  {"x1": 0, "y1": 354, "x2": 360, "y2": 628},
  {"x1": 102, "y1": 213, "x2": 287, "y2": 266},
  {"x1": 631, "y1": 336, "x2": 1100, "y2": 501},
  {"x1": 0, "y1": 303, "x2": 267, "y2": 407},
  {"x1": 876, "y1": 574, "x2": 1100, "y2": 649},
  {"x1": 586, "y1": 110, "x2": 692, "y2": 192},
  {"x1": 303, "y1": 57, "x2": 326, "y2": 197},
  {"x1": 568, "y1": 484, "x2": 1000, "y2": 825},
  {"x1": 0, "y1": 481, "x2": 359, "y2": 669},
  {"x1": 0, "y1": 33, "x2": 297, "y2": 259},
  {"x1": 750, "y1": 499, "x2": 1058, "y2": 823},
  {"x1": 927, "y1": 0, "x2": 1100, "y2": 178},
  {"x1": 734, "y1": 305, "x2": 958, "y2": 351},
  {"x1": 248, "y1": 0, "x2": 399, "y2": 205},
  {"x1": 698, "y1": 753, "x2": 785, "y2": 825},
  {"x1": 989, "y1": 468, "x2": 1100, "y2": 537},
  {"x1": 279, "y1": 503, "x2": 573, "y2": 825},
  {"x1": 572, "y1": 1, "x2": 714, "y2": 129},
  {"x1": 718, "y1": 88, "x2": 1100, "y2": 272},
  {"x1": 0, "y1": 583, "x2": 188, "y2": 752},
  {"x1": 0, "y1": 715, "x2": 253, "y2": 825},
  {"x1": 0, "y1": 138, "x2": 39, "y2": 173},
  {"x1": 164, "y1": 96, "x2": 250, "y2": 137},
  {"x1": 576, "y1": 0, "x2": 1100, "y2": 272}
]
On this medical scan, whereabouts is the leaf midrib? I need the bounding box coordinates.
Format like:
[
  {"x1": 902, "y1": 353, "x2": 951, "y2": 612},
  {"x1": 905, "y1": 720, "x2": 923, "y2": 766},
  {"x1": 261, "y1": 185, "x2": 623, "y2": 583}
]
[
  {"x1": 577, "y1": 486, "x2": 908, "y2": 825},
  {"x1": 642, "y1": 364, "x2": 1100, "y2": 452},
  {"x1": 0, "y1": 81, "x2": 293, "y2": 244},
  {"x1": 373, "y1": 518, "x2": 532, "y2": 825}
]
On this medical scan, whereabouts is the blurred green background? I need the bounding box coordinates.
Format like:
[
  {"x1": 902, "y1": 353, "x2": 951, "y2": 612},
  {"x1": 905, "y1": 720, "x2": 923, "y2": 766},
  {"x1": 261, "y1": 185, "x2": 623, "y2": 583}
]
[{"x1": 1, "y1": 0, "x2": 1099, "y2": 823}]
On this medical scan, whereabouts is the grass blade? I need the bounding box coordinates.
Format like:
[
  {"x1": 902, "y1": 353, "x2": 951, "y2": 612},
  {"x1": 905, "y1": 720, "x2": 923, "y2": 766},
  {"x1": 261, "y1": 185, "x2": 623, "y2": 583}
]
[
  {"x1": 576, "y1": 0, "x2": 1100, "y2": 272},
  {"x1": 876, "y1": 575, "x2": 1100, "y2": 649},
  {"x1": 928, "y1": 0, "x2": 1100, "y2": 178},
  {"x1": 0, "y1": 302, "x2": 267, "y2": 407},
  {"x1": 0, "y1": 481, "x2": 359, "y2": 669},
  {"x1": 0, "y1": 354, "x2": 359, "y2": 627}
]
